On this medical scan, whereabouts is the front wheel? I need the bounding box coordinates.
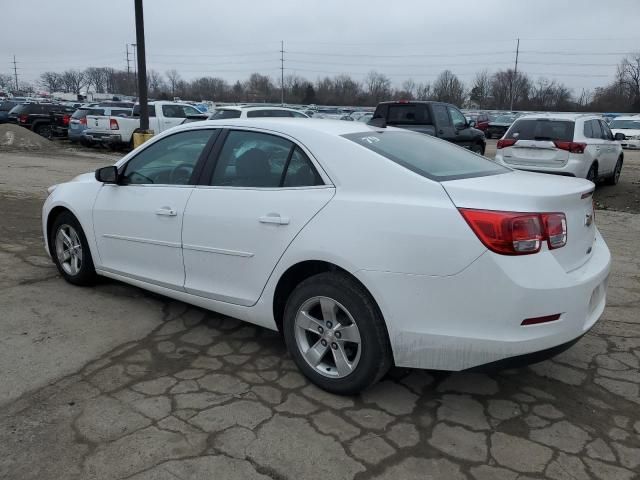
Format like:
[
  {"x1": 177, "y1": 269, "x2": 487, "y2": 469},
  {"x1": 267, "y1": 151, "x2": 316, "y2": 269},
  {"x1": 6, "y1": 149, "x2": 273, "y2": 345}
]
[
  {"x1": 50, "y1": 211, "x2": 96, "y2": 286},
  {"x1": 283, "y1": 272, "x2": 392, "y2": 395},
  {"x1": 34, "y1": 123, "x2": 52, "y2": 139},
  {"x1": 605, "y1": 158, "x2": 622, "y2": 185}
]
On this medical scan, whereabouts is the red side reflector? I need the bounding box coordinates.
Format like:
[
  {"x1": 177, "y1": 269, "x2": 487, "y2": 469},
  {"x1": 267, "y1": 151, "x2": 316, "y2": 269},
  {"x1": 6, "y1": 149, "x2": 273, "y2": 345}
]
[
  {"x1": 521, "y1": 314, "x2": 561, "y2": 326},
  {"x1": 497, "y1": 138, "x2": 517, "y2": 149}
]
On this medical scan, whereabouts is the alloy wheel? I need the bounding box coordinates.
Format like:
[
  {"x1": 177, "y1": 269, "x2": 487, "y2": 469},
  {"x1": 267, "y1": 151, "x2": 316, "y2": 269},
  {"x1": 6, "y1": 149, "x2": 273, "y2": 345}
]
[
  {"x1": 294, "y1": 296, "x2": 362, "y2": 378},
  {"x1": 55, "y1": 224, "x2": 83, "y2": 276}
]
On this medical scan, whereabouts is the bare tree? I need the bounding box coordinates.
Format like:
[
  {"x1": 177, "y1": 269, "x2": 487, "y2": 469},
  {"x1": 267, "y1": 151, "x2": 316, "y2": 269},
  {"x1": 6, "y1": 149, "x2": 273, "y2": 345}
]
[
  {"x1": 415, "y1": 82, "x2": 432, "y2": 100},
  {"x1": 84, "y1": 67, "x2": 107, "y2": 93},
  {"x1": 39, "y1": 72, "x2": 63, "y2": 93},
  {"x1": 491, "y1": 69, "x2": 530, "y2": 110},
  {"x1": 61, "y1": 70, "x2": 86, "y2": 94},
  {"x1": 365, "y1": 71, "x2": 391, "y2": 104},
  {"x1": 0, "y1": 73, "x2": 13, "y2": 91},
  {"x1": 147, "y1": 69, "x2": 165, "y2": 96},
  {"x1": 470, "y1": 70, "x2": 491, "y2": 108},
  {"x1": 432, "y1": 70, "x2": 465, "y2": 106},
  {"x1": 165, "y1": 69, "x2": 182, "y2": 98},
  {"x1": 618, "y1": 53, "x2": 640, "y2": 109}
]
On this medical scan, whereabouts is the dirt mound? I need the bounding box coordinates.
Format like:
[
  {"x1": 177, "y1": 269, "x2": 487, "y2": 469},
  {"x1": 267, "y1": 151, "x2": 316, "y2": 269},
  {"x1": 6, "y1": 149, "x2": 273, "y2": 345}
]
[{"x1": 0, "y1": 124, "x2": 58, "y2": 150}]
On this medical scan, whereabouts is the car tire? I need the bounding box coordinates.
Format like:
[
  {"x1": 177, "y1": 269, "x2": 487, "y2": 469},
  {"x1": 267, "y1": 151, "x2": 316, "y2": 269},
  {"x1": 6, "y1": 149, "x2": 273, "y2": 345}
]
[
  {"x1": 471, "y1": 142, "x2": 485, "y2": 155},
  {"x1": 605, "y1": 157, "x2": 622, "y2": 185},
  {"x1": 586, "y1": 163, "x2": 598, "y2": 183},
  {"x1": 283, "y1": 272, "x2": 392, "y2": 395},
  {"x1": 34, "y1": 123, "x2": 52, "y2": 139},
  {"x1": 50, "y1": 211, "x2": 97, "y2": 286}
]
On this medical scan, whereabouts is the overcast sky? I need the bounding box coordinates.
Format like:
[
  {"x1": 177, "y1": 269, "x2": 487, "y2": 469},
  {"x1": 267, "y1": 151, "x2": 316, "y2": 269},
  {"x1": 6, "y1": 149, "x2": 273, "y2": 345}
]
[{"x1": 2, "y1": 0, "x2": 639, "y2": 94}]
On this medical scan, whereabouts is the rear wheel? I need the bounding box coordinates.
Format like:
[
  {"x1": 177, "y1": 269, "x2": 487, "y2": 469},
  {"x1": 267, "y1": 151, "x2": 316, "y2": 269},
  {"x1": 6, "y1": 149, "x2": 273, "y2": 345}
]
[
  {"x1": 586, "y1": 163, "x2": 598, "y2": 183},
  {"x1": 50, "y1": 211, "x2": 96, "y2": 286},
  {"x1": 283, "y1": 272, "x2": 392, "y2": 395},
  {"x1": 34, "y1": 123, "x2": 52, "y2": 139},
  {"x1": 471, "y1": 142, "x2": 485, "y2": 155},
  {"x1": 605, "y1": 157, "x2": 622, "y2": 185}
]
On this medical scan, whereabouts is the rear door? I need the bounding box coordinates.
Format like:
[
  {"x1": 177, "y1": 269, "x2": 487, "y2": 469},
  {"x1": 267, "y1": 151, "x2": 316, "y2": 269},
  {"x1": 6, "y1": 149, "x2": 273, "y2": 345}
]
[
  {"x1": 501, "y1": 118, "x2": 573, "y2": 168},
  {"x1": 598, "y1": 120, "x2": 617, "y2": 174},
  {"x1": 182, "y1": 129, "x2": 334, "y2": 306}
]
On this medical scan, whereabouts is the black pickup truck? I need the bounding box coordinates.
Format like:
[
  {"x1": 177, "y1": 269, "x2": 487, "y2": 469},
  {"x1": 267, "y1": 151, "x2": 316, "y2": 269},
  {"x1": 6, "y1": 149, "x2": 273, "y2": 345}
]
[
  {"x1": 8, "y1": 103, "x2": 75, "y2": 138},
  {"x1": 370, "y1": 101, "x2": 486, "y2": 154}
]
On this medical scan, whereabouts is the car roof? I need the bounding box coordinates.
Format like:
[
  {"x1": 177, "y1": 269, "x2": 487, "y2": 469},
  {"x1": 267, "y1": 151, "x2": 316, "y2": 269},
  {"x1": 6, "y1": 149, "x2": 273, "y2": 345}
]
[{"x1": 514, "y1": 113, "x2": 598, "y2": 121}]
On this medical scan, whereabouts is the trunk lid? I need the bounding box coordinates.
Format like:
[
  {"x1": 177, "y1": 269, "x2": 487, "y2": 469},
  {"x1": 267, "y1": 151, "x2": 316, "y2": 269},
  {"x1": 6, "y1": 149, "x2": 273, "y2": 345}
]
[
  {"x1": 503, "y1": 139, "x2": 570, "y2": 167},
  {"x1": 442, "y1": 170, "x2": 596, "y2": 272}
]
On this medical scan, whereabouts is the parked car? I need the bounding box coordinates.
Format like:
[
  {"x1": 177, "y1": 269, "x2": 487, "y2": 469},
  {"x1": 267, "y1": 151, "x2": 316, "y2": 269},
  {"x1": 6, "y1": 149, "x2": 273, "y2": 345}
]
[
  {"x1": 465, "y1": 112, "x2": 490, "y2": 135},
  {"x1": 371, "y1": 101, "x2": 486, "y2": 154},
  {"x1": 609, "y1": 116, "x2": 640, "y2": 150},
  {"x1": 68, "y1": 106, "x2": 133, "y2": 143},
  {"x1": 495, "y1": 113, "x2": 624, "y2": 184},
  {"x1": 43, "y1": 118, "x2": 610, "y2": 394},
  {"x1": 208, "y1": 106, "x2": 309, "y2": 119},
  {"x1": 0, "y1": 100, "x2": 22, "y2": 124},
  {"x1": 486, "y1": 114, "x2": 517, "y2": 139},
  {"x1": 84, "y1": 101, "x2": 207, "y2": 148},
  {"x1": 7, "y1": 103, "x2": 75, "y2": 138},
  {"x1": 313, "y1": 108, "x2": 343, "y2": 120}
]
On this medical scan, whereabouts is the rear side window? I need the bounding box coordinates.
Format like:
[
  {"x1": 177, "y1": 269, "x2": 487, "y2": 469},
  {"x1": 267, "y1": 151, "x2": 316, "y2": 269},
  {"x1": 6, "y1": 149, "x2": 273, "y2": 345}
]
[
  {"x1": 432, "y1": 105, "x2": 451, "y2": 127},
  {"x1": 506, "y1": 119, "x2": 575, "y2": 142},
  {"x1": 583, "y1": 120, "x2": 593, "y2": 138},
  {"x1": 209, "y1": 109, "x2": 241, "y2": 120},
  {"x1": 386, "y1": 104, "x2": 431, "y2": 125},
  {"x1": 342, "y1": 131, "x2": 507, "y2": 181}
]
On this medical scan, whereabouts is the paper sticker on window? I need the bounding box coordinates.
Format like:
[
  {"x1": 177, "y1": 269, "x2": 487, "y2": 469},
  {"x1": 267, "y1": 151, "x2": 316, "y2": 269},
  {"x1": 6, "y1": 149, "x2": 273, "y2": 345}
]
[{"x1": 362, "y1": 136, "x2": 380, "y2": 144}]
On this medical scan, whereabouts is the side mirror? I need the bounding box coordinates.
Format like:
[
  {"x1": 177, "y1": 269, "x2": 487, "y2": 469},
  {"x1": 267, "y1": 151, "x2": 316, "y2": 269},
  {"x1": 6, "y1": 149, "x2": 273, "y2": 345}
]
[
  {"x1": 614, "y1": 132, "x2": 625, "y2": 141},
  {"x1": 468, "y1": 120, "x2": 476, "y2": 127},
  {"x1": 95, "y1": 165, "x2": 118, "y2": 184}
]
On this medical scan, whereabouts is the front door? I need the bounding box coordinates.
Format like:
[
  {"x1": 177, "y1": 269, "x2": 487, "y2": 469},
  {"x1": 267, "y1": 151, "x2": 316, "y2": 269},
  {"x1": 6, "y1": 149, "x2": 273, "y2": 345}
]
[
  {"x1": 448, "y1": 106, "x2": 474, "y2": 149},
  {"x1": 431, "y1": 104, "x2": 456, "y2": 143},
  {"x1": 92, "y1": 128, "x2": 217, "y2": 288},
  {"x1": 182, "y1": 129, "x2": 334, "y2": 306}
]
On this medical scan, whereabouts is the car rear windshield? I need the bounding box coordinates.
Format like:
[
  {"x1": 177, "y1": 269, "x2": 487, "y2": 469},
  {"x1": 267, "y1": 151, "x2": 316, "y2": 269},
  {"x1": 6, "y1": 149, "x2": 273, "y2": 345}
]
[
  {"x1": 506, "y1": 119, "x2": 575, "y2": 142},
  {"x1": 385, "y1": 104, "x2": 431, "y2": 125},
  {"x1": 0, "y1": 101, "x2": 17, "y2": 111},
  {"x1": 71, "y1": 108, "x2": 99, "y2": 119},
  {"x1": 342, "y1": 130, "x2": 507, "y2": 181},
  {"x1": 209, "y1": 109, "x2": 241, "y2": 120}
]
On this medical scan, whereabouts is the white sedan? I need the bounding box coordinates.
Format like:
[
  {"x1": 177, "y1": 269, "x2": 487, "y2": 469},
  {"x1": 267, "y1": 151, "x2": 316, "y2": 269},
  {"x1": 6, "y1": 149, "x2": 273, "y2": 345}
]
[{"x1": 43, "y1": 119, "x2": 611, "y2": 394}]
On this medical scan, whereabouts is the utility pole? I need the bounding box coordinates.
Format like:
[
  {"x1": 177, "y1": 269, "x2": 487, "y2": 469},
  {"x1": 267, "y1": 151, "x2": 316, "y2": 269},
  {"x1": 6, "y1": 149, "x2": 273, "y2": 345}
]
[
  {"x1": 280, "y1": 40, "x2": 284, "y2": 105},
  {"x1": 134, "y1": 0, "x2": 149, "y2": 132},
  {"x1": 12, "y1": 55, "x2": 19, "y2": 92},
  {"x1": 126, "y1": 44, "x2": 132, "y2": 94},
  {"x1": 509, "y1": 38, "x2": 520, "y2": 111},
  {"x1": 131, "y1": 43, "x2": 138, "y2": 97}
]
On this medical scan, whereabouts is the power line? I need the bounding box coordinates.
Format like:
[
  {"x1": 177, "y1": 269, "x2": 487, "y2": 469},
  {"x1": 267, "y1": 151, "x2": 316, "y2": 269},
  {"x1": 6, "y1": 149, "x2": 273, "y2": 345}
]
[{"x1": 287, "y1": 50, "x2": 515, "y2": 58}]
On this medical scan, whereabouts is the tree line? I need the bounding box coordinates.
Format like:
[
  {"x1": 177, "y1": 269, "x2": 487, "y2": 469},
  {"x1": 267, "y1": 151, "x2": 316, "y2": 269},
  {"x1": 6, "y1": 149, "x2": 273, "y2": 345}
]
[{"x1": 1, "y1": 53, "x2": 639, "y2": 112}]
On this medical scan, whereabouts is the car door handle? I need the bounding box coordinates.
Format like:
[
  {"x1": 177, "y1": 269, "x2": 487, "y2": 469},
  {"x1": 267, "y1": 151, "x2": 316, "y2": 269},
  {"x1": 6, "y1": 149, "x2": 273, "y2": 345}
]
[
  {"x1": 155, "y1": 207, "x2": 177, "y2": 216},
  {"x1": 259, "y1": 214, "x2": 289, "y2": 225}
]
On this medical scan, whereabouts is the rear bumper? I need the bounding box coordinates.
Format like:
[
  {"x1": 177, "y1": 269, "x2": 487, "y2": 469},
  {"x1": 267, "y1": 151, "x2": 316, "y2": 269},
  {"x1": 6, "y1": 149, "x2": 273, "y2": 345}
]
[
  {"x1": 356, "y1": 229, "x2": 610, "y2": 371},
  {"x1": 495, "y1": 154, "x2": 588, "y2": 178},
  {"x1": 84, "y1": 132, "x2": 123, "y2": 144}
]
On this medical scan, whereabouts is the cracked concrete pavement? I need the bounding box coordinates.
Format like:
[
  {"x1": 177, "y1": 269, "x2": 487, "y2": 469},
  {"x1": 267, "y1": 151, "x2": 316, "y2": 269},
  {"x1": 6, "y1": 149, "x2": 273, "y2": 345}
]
[{"x1": 1, "y1": 146, "x2": 639, "y2": 480}]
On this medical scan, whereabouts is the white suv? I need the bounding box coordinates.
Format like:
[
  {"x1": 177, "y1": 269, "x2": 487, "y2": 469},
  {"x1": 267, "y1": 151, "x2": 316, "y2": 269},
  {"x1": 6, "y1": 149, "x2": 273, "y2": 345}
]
[
  {"x1": 209, "y1": 106, "x2": 309, "y2": 119},
  {"x1": 495, "y1": 114, "x2": 624, "y2": 184},
  {"x1": 609, "y1": 115, "x2": 640, "y2": 150}
]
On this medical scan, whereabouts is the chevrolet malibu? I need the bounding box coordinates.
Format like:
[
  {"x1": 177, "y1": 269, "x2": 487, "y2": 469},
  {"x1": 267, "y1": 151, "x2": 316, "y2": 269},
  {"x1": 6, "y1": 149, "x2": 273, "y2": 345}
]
[{"x1": 43, "y1": 119, "x2": 611, "y2": 394}]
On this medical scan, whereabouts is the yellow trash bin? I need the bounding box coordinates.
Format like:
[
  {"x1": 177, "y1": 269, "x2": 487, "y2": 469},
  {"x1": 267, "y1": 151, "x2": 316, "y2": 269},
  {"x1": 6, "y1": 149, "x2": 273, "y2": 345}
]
[{"x1": 132, "y1": 130, "x2": 154, "y2": 149}]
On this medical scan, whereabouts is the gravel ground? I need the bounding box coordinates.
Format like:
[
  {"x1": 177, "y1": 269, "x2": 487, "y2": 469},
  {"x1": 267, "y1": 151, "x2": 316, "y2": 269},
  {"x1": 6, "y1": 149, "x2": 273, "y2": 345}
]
[{"x1": 0, "y1": 148, "x2": 639, "y2": 480}]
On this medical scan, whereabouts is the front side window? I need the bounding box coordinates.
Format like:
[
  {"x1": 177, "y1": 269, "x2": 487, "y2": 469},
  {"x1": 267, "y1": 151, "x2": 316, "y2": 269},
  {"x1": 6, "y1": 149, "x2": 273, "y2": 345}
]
[
  {"x1": 448, "y1": 107, "x2": 467, "y2": 129},
  {"x1": 343, "y1": 130, "x2": 507, "y2": 181},
  {"x1": 599, "y1": 120, "x2": 613, "y2": 140},
  {"x1": 590, "y1": 119, "x2": 602, "y2": 139},
  {"x1": 121, "y1": 129, "x2": 216, "y2": 185},
  {"x1": 210, "y1": 130, "x2": 322, "y2": 188},
  {"x1": 162, "y1": 104, "x2": 201, "y2": 118},
  {"x1": 432, "y1": 105, "x2": 451, "y2": 127}
]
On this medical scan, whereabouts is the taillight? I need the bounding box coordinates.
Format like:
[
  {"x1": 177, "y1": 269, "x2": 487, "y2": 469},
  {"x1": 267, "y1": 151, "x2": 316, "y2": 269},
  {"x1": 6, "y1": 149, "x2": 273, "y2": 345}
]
[
  {"x1": 18, "y1": 114, "x2": 28, "y2": 123},
  {"x1": 542, "y1": 213, "x2": 567, "y2": 249},
  {"x1": 79, "y1": 117, "x2": 87, "y2": 126},
  {"x1": 459, "y1": 209, "x2": 567, "y2": 255},
  {"x1": 63, "y1": 114, "x2": 70, "y2": 126},
  {"x1": 497, "y1": 138, "x2": 517, "y2": 149},
  {"x1": 553, "y1": 141, "x2": 586, "y2": 154},
  {"x1": 110, "y1": 118, "x2": 119, "y2": 130}
]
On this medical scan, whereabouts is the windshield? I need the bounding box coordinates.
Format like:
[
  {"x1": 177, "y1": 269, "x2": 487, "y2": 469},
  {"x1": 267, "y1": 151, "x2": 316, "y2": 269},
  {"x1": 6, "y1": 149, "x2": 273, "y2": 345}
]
[
  {"x1": 342, "y1": 130, "x2": 508, "y2": 181},
  {"x1": 610, "y1": 119, "x2": 640, "y2": 129},
  {"x1": 209, "y1": 109, "x2": 241, "y2": 120},
  {"x1": 506, "y1": 119, "x2": 575, "y2": 142}
]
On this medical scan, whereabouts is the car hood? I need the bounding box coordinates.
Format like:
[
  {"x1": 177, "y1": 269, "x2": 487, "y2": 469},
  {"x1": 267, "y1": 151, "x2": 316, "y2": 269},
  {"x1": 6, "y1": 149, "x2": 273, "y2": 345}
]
[{"x1": 69, "y1": 172, "x2": 97, "y2": 183}]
